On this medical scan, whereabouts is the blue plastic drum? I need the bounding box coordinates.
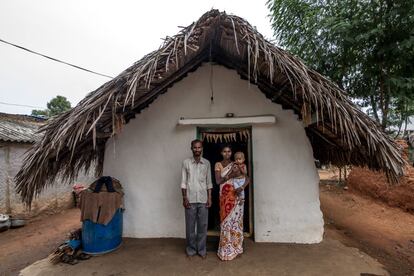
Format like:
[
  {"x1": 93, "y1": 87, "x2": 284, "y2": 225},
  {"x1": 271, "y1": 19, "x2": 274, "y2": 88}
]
[{"x1": 82, "y1": 209, "x2": 123, "y2": 255}]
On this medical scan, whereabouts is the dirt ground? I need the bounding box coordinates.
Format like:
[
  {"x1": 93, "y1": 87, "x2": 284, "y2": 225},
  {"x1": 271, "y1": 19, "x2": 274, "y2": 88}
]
[
  {"x1": 20, "y1": 237, "x2": 388, "y2": 276},
  {"x1": 320, "y1": 183, "x2": 414, "y2": 275},
  {"x1": 346, "y1": 140, "x2": 414, "y2": 213},
  {"x1": 1, "y1": 182, "x2": 413, "y2": 275},
  {"x1": 0, "y1": 208, "x2": 81, "y2": 276},
  {"x1": 347, "y1": 167, "x2": 414, "y2": 213}
]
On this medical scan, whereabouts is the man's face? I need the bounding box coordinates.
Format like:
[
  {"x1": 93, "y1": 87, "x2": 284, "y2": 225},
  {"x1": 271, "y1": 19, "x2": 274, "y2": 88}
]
[{"x1": 191, "y1": 142, "x2": 203, "y2": 157}]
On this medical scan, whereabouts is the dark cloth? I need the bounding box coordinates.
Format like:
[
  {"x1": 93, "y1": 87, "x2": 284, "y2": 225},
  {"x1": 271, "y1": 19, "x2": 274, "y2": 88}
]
[
  {"x1": 185, "y1": 203, "x2": 208, "y2": 256},
  {"x1": 89, "y1": 178, "x2": 123, "y2": 194},
  {"x1": 93, "y1": 176, "x2": 115, "y2": 193}
]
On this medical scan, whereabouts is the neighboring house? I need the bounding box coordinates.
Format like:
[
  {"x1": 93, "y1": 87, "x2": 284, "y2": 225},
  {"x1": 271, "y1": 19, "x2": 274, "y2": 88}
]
[
  {"x1": 16, "y1": 10, "x2": 404, "y2": 243},
  {"x1": 0, "y1": 113, "x2": 45, "y2": 213},
  {"x1": 404, "y1": 116, "x2": 414, "y2": 135},
  {"x1": 390, "y1": 116, "x2": 414, "y2": 137},
  {"x1": 391, "y1": 116, "x2": 414, "y2": 163},
  {"x1": 0, "y1": 112, "x2": 92, "y2": 214}
]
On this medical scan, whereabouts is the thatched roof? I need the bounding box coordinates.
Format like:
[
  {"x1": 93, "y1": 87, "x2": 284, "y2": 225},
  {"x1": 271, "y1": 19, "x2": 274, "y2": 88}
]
[
  {"x1": 16, "y1": 10, "x2": 405, "y2": 205},
  {"x1": 0, "y1": 113, "x2": 45, "y2": 144}
]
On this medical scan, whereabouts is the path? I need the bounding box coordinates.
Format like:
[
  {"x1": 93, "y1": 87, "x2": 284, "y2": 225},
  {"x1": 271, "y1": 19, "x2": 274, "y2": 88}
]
[
  {"x1": 0, "y1": 208, "x2": 80, "y2": 276},
  {"x1": 320, "y1": 183, "x2": 414, "y2": 275}
]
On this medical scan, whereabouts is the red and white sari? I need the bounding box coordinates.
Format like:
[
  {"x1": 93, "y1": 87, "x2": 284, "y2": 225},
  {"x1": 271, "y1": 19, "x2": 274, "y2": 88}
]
[{"x1": 216, "y1": 162, "x2": 244, "y2": 261}]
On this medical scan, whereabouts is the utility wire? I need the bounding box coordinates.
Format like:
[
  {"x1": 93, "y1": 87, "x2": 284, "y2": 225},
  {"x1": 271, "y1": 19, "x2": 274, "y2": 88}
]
[
  {"x1": 0, "y1": 38, "x2": 114, "y2": 79},
  {"x1": 0, "y1": 101, "x2": 46, "y2": 109}
]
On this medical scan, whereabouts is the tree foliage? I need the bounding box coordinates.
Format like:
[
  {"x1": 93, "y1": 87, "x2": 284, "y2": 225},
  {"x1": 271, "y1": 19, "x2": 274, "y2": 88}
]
[
  {"x1": 31, "y1": 95, "x2": 71, "y2": 117},
  {"x1": 47, "y1": 95, "x2": 71, "y2": 116},
  {"x1": 267, "y1": 0, "x2": 414, "y2": 130},
  {"x1": 31, "y1": 109, "x2": 49, "y2": 117}
]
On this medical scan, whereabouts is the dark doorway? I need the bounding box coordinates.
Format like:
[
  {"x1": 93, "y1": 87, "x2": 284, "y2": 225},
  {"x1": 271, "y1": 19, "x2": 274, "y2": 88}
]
[{"x1": 199, "y1": 127, "x2": 253, "y2": 236}]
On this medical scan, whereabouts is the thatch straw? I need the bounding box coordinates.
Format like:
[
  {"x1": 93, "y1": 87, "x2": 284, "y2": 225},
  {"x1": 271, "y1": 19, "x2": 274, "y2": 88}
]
[{"x1": 15, "y1": 10, "x2": 405, "y2": 205}]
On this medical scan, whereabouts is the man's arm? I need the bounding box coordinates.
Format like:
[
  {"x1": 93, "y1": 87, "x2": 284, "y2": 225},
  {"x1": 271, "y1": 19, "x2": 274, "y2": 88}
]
[
  {"x1": 206, "y1": 188, "x2": 212, "y2": 208},
  {"x1": 181, "y1": 161, "x2": 190, "y2": 209},
  {"x1": 206, "y1": 161, "x2": 213, "y2": 189},
  {"x1": 182, "y1": 188, "x2": 190, "y2": 208},
  {"x1": 206, "y1": 161, "x2": 213, "y2": 208}
]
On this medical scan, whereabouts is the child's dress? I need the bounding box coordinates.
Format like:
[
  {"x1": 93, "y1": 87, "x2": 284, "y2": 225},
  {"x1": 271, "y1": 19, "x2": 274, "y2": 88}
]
[
  {"x1": 233, "y1": 177, "x2": 245, "y2": 200},
  {"x1": 233, "y1": 164, "x2": 247, "y2": 200}
]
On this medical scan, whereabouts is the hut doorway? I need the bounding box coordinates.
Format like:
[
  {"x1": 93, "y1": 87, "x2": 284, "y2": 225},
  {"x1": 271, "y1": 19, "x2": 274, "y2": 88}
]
[{"x1": 198, "y1": 127, "x2": 253, "y2": 238}]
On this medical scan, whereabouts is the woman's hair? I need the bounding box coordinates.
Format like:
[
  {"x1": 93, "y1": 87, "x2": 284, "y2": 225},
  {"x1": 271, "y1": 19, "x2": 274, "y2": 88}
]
[{"x1": 220, "y1": 144, "x2": 232, "y2": 152}]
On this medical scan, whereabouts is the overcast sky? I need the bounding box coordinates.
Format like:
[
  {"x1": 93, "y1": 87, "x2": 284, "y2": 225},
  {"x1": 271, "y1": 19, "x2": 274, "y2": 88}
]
[{"x1": 0, "y1": 0, "x2": 274, "y2": 114}]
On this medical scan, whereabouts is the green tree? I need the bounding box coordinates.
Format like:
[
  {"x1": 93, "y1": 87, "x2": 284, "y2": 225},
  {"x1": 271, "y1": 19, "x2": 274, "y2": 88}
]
[
  {"x1": 47, "y1": 95, "x2": 71, "y2": 116},
  {"x1": 31, "y1": 109, "x2": 49, "y2": 117},
  {"x1": 31, "y1": 95, "x2": 71, "y2": 117},
  {"x1": 267, "y1": 0, "x2": 414, "y2": 130}
]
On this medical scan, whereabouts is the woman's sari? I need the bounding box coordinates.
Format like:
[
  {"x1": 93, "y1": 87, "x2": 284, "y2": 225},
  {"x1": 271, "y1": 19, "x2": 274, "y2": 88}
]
[{"x1": 216, "y1": 162, "x2": 244, "y2": 261}]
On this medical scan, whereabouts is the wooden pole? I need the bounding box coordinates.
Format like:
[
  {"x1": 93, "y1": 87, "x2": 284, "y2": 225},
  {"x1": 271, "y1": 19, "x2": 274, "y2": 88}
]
[
  {"x1": 344, "y1": 166, "x2": 347, "y2": 181},
  {"x1": 338, "y1": 166, "x2": 342, "y2": 184},
  {"x1": 5, "y1": 146, "x2": 11, "y2": 214}
]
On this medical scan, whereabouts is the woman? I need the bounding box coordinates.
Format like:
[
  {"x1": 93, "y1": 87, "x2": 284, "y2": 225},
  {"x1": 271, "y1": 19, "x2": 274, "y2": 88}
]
[{"x1": 215, "y1": 145, "x2": 249, "y2": 261}]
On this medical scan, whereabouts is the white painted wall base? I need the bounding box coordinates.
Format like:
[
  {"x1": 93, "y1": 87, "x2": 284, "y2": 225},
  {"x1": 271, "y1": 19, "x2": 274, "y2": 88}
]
[{"x1": 103, "y1": 64, "x2": 324, "y2": 243}]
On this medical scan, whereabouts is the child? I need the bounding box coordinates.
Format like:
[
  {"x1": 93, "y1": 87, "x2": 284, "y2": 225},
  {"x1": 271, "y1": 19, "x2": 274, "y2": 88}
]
[{"x1": 232, "y1": 151, "x2": 248, "y2": 205}]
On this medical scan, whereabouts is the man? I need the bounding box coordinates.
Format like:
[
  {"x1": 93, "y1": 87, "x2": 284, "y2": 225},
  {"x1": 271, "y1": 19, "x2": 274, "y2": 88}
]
[{"x1": 181, "y1": 139, "x2": 212, "y2": 259}]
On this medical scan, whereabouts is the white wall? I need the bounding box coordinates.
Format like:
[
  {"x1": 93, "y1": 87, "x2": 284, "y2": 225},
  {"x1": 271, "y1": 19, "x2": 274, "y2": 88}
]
[{"x1": 103, "y1": 64, "x2": 324, "y2": 243}]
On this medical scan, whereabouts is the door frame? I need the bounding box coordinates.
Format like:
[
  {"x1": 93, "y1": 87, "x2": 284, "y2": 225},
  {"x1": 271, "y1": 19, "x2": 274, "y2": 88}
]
[{"x1": 197, "y1": 126, "x2": 254, "y2": 238}]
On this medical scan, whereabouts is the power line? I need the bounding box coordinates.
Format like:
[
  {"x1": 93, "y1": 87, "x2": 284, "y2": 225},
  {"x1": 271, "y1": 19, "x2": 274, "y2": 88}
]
[
  {"x1": 0, "y1": 38, "x2": 114, "y2": 79},
  {"x1": 0, "y1": 101, "x2": 46, "y2": 109}
]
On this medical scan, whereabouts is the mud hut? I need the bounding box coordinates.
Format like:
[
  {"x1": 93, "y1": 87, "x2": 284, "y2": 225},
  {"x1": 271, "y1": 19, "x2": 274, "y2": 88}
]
[
  {"x1": 0, "y1": 113, "x2": 44, "y2": 213},
  {"x1": 0, "y1": 113, "x2": 94, "y2": 214},
  {"x1": 16, "y1": 10, "x2": 404, "y2": 243}
]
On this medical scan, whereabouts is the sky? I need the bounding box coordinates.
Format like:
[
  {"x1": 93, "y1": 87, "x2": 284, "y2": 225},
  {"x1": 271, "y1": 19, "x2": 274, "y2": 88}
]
[{"x1": 0, "y1": 0, "x2": 274, "y2": 114}]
